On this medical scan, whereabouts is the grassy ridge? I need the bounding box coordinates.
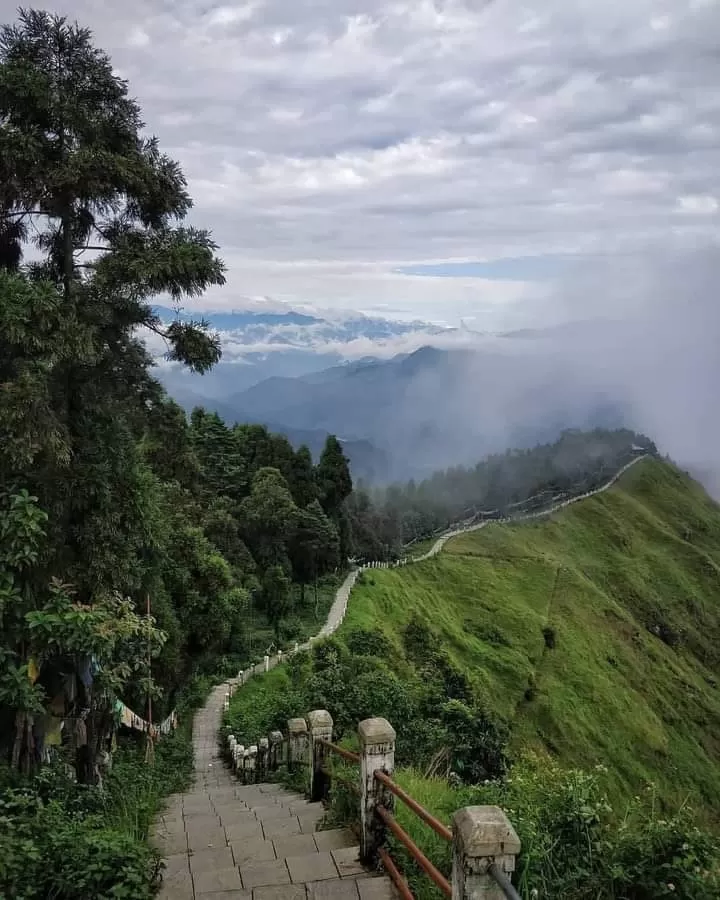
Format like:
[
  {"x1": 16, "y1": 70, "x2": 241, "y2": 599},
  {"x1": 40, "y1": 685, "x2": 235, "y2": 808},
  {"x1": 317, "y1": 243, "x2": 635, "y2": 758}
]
[{"x1": 344, "y1": 459, "x2": 720, "y2": 811}]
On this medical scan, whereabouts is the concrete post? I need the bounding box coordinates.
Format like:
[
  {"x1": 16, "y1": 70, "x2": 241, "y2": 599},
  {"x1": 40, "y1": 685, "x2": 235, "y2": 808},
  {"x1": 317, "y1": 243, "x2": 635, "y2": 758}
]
[
  {"x1": 307, "y1": 709, "x2": 333, "y2": 802},
  {"x1": 278, "y1": 650, "x2": 283, "y2": 664},
  {"x1": 287, "y1": 717, "x2": 309, "y2": 773},
  {"x1": 451, "y1": 806, "x2": 521, "y2": 900},
  {"x1": 264, "y1": 654, "x2": 270, "y2": 672},
  {"x1": 246, "y1": 745, "x2": 258, "y2": 783},
  {"x1": 269, "y1": 730, "x2": 284, "y2": 770},
  {"x1": 223, "y1": 692, "x2": 230, "y2": 711},
  {"x1": 294, "y1": 641, "x2": 299, "y2": 654},
  {"x1": 358, "y1": 717, "x2": 396, "y2": 863},
  {"x1": 258, "y1": 737, "x2": 269, "y2": 779},
  {"x1": 241, "y1": 747, "x2": 251, "y2": 784},
  {"x1": 234, "y1": 743, "x2": 244, "y2": 774}
]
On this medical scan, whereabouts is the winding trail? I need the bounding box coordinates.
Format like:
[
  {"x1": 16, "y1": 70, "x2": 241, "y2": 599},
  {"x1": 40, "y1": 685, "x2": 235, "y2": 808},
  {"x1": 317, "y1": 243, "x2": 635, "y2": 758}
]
[
  {"x1": 317, "y1": 453, "x2": 648, "y2": 640},
  {"x1": 151, "y1": 454, "x2": 648, "y2": 899}
]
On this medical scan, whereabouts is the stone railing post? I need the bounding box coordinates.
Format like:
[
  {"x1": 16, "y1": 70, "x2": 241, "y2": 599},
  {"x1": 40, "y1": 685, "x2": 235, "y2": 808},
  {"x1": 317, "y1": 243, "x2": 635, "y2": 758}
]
[
  {"x1": 246, "y1": 744, "x2": 258, "y2": 783},
  {"x1": 269, "y1": 730, "x2": 284, "y2": 770},
  {"x1": 234, "y1": 743, "x2": 244, "y2": 775},
  {"x1": 241, "y1": 747, "x2": 251, "y2": 783},
  {"x1": 264, "y1": 654, "x2": 270, "y2": 672},
  {"x1": 451, "y1": 806, "x2": 521, "y2": 900},
  {"x1": 307, "y1": 709, "x2": 333, "y2": 802},
  {"x1": 258, "y1": 737, "x2": 269, "y2": 779},
  {"x1": 358, "y1": 717, "x2": 395, "y2": 863},
  {"x1": 287, "y1": 717, "x2": 308, "y2": 773}
]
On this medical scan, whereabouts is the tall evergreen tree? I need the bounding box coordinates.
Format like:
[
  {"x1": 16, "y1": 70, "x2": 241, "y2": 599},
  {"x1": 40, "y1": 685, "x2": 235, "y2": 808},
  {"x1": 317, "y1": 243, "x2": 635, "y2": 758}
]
[
  {"x1": 0, "y1": 9, "x2": 224, "y2": 364},
  {"x1": 289, "y1": 499, "x2": 339, "y2": 606},
  {"x1": 289, "y1": 444, "x2": 317, "y2": 507},
  {"x1": 0, "y1": 10, "x2": 225, "y2": 600},
  {"x1": 316, "y1": 436, "x2": 352, "y2": 518}
]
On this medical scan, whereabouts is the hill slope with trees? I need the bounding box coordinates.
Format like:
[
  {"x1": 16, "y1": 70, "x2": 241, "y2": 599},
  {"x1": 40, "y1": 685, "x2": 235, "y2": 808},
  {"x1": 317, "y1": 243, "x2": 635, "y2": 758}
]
[
  {"x1": 0, "y1": 10, "x2": 350, "y2": 897},
  {"x1": 226, "y1": 458, "x2": 720, "y2": 898}
]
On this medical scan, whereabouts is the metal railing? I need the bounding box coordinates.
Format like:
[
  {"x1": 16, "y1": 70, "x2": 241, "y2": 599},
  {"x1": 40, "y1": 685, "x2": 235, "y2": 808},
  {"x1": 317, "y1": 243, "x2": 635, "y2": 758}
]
[
  {"x1": 226, "y1": 711, "x2": 522, "y2": 900},
  {"x1": 488, "y1": 863, "x2": 523, "y2": 900},
  {"x1": 317, "y1": 737, "x2": 519, "y2": 900}
]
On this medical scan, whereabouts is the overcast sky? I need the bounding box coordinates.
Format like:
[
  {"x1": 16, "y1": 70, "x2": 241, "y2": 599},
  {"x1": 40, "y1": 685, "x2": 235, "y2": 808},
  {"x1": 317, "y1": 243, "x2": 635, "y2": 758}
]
[{"x1": 3, "y1": 0, "x2": 719, "y2": 327}]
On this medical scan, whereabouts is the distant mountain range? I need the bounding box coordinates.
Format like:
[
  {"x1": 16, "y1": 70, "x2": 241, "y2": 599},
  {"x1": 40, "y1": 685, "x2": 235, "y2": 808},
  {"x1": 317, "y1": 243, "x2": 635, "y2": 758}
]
[
  {"x1": 153, "y1": 303, "x2": 452, "y2": 356},
  {"x1": 166, "y1": 342, "x2": 629, "y2": 482},
  {"x1": 153, "y1": 303, "x2": 458, "y2": 416}
]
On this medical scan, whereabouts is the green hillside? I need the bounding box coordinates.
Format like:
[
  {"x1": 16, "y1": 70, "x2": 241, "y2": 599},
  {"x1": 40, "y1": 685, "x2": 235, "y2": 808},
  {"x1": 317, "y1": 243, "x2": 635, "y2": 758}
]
[{"x1": 343, "y1": 458, "x2": 720, "y2": 811}]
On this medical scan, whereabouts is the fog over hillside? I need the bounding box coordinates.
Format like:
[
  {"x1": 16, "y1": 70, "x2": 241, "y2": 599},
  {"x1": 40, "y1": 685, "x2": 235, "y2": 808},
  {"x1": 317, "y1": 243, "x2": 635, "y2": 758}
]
[{"x1": 154, "y1": 245, "x2": 720, "y2": 493}]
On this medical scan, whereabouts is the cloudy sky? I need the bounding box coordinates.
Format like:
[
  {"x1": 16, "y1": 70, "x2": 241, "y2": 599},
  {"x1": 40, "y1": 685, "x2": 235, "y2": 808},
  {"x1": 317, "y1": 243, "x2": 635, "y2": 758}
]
[{"x1": 3, "y1": 0, "x2": 718, "y2": 328}]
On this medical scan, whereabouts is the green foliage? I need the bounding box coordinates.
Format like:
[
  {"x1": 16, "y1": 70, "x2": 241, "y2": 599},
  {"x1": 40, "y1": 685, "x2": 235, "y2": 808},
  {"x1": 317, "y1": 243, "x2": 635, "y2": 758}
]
[
  {"x1": 263, "y1": 565, "x2": 292, "y2": 639},
  {"x1": 382, "y1": 763, "x2": 720, "y2": 900},
  {"x1": 348, "y1": 428, "x2": 656, "y2": 560},
  {"x1": 344, "y1": 627, "x2": 394, "y2": 658},
  {"x1": 316, "y1": 436, "x2": 353, "y2": 519},
  {"x1": 0, "y1": 726, "x2": 196, "y2": 899},
  {"x1": 226, "y1": 458, "x2": 720, "y2": 899},
  {"x1": 340, "y1": 459, "x2": 720, "y2": 813}
]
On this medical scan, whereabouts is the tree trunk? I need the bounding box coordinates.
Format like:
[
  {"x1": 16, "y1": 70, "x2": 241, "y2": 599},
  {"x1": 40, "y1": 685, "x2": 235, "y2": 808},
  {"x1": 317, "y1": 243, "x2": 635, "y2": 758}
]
[
  {"x1": 61, "y1": 205, "x2": 73, "y2": 303},
  {"x1": 11, "y1": 711, "x2": 26, "y2": 771}
]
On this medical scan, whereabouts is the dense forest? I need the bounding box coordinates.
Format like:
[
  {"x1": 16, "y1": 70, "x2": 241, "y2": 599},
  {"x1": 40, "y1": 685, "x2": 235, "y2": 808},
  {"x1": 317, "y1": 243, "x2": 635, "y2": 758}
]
[
  {"x1": 349, "y1": 427, "x2": 657, "y2": 560},
  {"x1": 0, "y1": 8, "x2": 355, "y2": 773}
]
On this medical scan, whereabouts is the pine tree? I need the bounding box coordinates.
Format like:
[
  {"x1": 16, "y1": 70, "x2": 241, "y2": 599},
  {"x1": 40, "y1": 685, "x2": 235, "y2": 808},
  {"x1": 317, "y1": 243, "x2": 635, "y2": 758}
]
[
  {"x1": 289, "y1": 445, "x2": 317, "y2": 507},
  {"x1": 0, "y1": 9, "x2": 224, "y2": 371},
  {"x1": 316, "y1": 436, "x2": 353, "y2": 518},
  {"x1": 0, "y1": 10, "x2": 226, "y2": 600},
  {"x1": 290, "y1": 500, "x2": 339, "y2": 606}
]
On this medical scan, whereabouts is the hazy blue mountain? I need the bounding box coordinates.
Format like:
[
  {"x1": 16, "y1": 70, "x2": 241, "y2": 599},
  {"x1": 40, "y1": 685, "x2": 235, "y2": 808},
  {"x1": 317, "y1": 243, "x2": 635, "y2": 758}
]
[
  {"x1": 165, "y1": 380, "x2": 391, "y2": 483},
  {"x1": 217, "y1": 345, "x2": 630, "y2": 480},
  {"x1": 153, "y1": 306, "x2": 634, "y2": 482}
]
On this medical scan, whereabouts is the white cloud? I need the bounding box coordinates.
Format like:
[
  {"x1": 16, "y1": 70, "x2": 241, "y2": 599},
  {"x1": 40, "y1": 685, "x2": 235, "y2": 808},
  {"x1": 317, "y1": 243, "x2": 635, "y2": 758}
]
[
  {"x1": 676, "y1": 194, "x2": 719, "y2": 214},
  {"x1": 2, "y1": 0, "x2": 718, "y2": 325}
]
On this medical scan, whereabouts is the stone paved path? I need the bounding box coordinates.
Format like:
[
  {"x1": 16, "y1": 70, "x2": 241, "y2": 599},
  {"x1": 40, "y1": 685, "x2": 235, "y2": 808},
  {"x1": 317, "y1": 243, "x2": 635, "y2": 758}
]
[{"x1": 152, "y1": 682, "x2": 395, "y2": 900}]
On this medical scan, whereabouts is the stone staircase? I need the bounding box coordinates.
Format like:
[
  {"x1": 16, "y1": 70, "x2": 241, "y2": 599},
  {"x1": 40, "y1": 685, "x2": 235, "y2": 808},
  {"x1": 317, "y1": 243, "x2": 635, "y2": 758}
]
[{"x1": 152, "y1": 683, "x2": 395, "y2": 900}]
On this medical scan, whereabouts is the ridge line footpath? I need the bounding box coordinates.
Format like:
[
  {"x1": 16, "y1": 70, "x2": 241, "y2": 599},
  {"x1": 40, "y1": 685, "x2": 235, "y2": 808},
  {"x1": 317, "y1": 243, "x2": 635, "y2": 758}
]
[{"x1": 150, "y1": 455, "x2": 648, "y2": 898}]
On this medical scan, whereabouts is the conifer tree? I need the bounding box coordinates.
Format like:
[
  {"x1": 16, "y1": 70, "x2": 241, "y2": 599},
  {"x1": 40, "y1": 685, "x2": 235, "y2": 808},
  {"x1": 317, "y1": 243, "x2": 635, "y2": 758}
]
[
  {"x1": 0, "y1": 10, "x2": 226, "y2": 600},
  {"x1": 316, "y1": 436, "x2": 352, "y2": 518}
]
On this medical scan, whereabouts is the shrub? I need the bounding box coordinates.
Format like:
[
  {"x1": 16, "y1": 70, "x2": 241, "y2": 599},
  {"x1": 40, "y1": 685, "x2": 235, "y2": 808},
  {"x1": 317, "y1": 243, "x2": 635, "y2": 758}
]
[
  {"x1": 439, "y1": 700, "x2": 509, "y2": 783},
  {"x1": 542, "y1": 625, "x2": 557, "y2": 649},
  {"x1": 465, "y1": 620, "x2": 512, "y2": 647},
  {"x1": 344, "y1": 627, "x2": 394, "y2": 658}
]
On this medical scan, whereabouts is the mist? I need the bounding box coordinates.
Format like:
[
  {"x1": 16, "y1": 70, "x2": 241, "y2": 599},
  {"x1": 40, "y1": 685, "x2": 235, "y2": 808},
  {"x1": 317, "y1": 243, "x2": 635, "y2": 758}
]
[
  {"x1": 156, "y1": 246, "x2": 720, "y2": 496},
  {"x1": 398, "y1": 244, "x2": 720, "y2": 495}
]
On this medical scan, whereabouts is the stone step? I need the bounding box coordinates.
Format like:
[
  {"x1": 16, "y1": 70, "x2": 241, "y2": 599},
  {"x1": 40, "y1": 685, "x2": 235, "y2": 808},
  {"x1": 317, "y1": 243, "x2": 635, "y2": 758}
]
[{"x1": 153, "y1": 673, "x2": 396, "y2": 900}]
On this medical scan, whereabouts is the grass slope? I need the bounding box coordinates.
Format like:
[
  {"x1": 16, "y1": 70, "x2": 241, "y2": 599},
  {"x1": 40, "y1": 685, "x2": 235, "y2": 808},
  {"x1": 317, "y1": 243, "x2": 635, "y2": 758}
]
[{"x1": 343, "y1": 459, "x2": 720, "y2": 812}]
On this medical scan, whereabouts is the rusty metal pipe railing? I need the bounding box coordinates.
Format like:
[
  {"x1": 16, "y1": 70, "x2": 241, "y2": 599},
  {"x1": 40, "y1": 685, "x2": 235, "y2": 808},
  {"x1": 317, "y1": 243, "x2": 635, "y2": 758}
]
[
  {"x1": 374, "y1": 770, "x2": 452, "y2": 842},
  {"x1": 488, "y1": 862, "x2": 522, "y2": 900},
  {"x1": 378, "y1": 847, "x2": 414, "y2": 900},
  {"x1": 375, "y1": 805, "x2": 451, "y2": 898},
  {"x1": 316, "y1": 737, "x2": 360, "y2": 764}
]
